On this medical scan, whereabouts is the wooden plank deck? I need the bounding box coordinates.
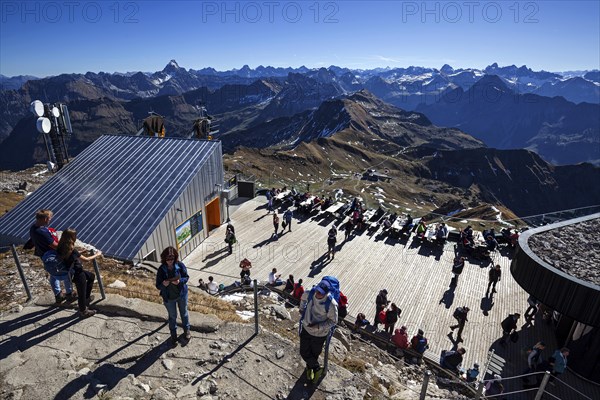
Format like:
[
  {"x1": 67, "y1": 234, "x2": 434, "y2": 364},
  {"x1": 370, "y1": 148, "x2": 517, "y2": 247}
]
[{"x1": 184, "y1": 197, "x2": 600, "y2": 400}]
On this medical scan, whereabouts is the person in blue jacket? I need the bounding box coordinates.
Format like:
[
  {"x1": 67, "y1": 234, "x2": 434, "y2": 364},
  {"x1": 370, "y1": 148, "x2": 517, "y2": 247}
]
[{"x1": 156, "y1": 246, "x2": 191, "y2": 346}]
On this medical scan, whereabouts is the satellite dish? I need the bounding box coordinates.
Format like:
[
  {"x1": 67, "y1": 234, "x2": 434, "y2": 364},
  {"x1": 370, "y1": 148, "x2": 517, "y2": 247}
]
[
  {"x1": 30, "y1": 100, "x2": 44, "y2": 117},
  {"x1": 36, "y1": 117, "x2": 51, "y2": 134},
  {"x1": 51, "y1": 107, "x2": 60, "y2": 118}
]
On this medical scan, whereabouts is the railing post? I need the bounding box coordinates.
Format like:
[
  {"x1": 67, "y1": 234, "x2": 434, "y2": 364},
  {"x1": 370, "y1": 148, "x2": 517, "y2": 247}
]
[
  {"x1": 253, "y1": 279, "x2": 259, "y2": 335},
  {"x1": 475, "y1": 380, "x2": 485, "y2": 399},
  {"x1": 11, "y1": 245, "x2": 33, "y2": 302},
  {"x1": 419, "y1": 370, "x2": 431, "y2": 400},
  {"x1": 534, "y1": 371, "x2": 551, "y2": 400},
  {"x1": 90, "y1": 250, "x2": 106, "y2": 300}
]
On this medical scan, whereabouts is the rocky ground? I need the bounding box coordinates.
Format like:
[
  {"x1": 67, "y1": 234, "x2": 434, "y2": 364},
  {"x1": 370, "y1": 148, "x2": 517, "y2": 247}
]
[
  {"x1": 528, "y1": 217, "x2": 600, "y2": 285},
  {"x1": 0, "y1": 290, "x2": 475, "y2": 400},
  {"x1": 0, "y1": 250, "x2": 475, "y2": 400}
]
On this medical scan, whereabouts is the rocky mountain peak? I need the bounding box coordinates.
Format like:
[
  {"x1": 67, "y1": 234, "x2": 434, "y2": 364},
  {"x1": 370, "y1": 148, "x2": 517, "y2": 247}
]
[{"x1": 162, "y1": 59, "x2": 181, "y2": 74}]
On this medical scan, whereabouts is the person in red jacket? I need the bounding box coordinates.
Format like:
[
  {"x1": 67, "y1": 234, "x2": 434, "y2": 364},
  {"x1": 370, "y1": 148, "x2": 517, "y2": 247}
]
[
  {"x1": 292, "y1": 279, "x2": 305, "y2": 302},
  {"x1": 338, "y1": 291, "x2": 348, "y2": 322},
  {"x1": 392, "y1": 325, "x2": 409, "y2": 349}
]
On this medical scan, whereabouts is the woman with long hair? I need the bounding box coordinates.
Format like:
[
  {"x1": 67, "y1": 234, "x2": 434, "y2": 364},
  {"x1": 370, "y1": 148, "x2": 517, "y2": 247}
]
[
  {"x1": 56, "y1": 228, "x2": 101, "y2": 318},
  {"x1": 155, "y1": 246, "x2": 191, "y2": 346}
]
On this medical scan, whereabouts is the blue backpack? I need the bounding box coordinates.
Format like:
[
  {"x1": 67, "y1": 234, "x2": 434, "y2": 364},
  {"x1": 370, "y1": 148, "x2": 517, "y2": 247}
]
[
  {"x1": 42, "y1": 250, "x2": 70, "y2": 277},
  {"x1": 305, "y1": 276, "x2": 340, "y2": 314}
]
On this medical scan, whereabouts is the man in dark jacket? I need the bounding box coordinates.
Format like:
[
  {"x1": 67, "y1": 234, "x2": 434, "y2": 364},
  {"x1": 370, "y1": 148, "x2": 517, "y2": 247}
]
[
  {"x1": 449, "y1": 306, "x2": 469, "y2": 343},
  {"x1": 441, "y1": 347, "x2": 466, "y2": 373},
  {"x1": 500, "y1": 313, "x2": 520, "y2": 345},
  {"x1": 374, "y1": 289, "x2": 389, "y2": 330},
  {"x1": 487, "y1": 264, "x2": 502, "y2": 295}
]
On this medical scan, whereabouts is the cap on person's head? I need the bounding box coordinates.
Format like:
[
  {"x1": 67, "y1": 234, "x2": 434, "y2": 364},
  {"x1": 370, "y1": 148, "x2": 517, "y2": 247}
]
[
  {"x1": 400, "y1": 326, "x2": 407, "y2": 332},
  {"x1": 315, "y1": 285, "x2": 327, "y2": 295},
  {"x1": 382, "y1": 289, "x2": 388, "y2": 294},
  {"x1": 514, "y1": 313, "x2": 521, "y2": 318},
  {"x1": 418, "y1": 328, "x2": 424, "y2": 335},
  {"x1": 474, "y1": 363, "x2": 480, "y2": 368}
]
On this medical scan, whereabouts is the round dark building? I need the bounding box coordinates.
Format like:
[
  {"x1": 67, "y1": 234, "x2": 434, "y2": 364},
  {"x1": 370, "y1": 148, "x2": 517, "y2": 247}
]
[{"x1": 510, "y1": 213, "x2": 600, "y2": 383}]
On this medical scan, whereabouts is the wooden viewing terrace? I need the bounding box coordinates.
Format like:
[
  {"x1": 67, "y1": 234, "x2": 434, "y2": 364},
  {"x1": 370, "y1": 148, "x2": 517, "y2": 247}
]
[{"x1": 184, "y1": 197, "x2": 599, "y2": 400}]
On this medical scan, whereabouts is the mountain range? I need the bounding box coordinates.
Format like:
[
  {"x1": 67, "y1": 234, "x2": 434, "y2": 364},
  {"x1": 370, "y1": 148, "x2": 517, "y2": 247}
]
[{"x1": 0, "y1": 60, "x2": 599, "y2": 172}]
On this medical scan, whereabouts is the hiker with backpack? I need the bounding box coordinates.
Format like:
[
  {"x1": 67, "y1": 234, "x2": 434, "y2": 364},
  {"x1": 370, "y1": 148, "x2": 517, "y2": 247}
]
[
  {"x1": 411, "y1": 329, "x2": 429, "y2": 355},
  {"x1": 450, "y1": 306, "x2": 469, "y2": 343},
  {"x1": 156, "y1": 246, "x2": 191, "y2": 346},
  {"x1": 441, "y1": 347, "x2": 466, "y2": 374},
  {"x1": 299, "y1": 276, "x2": 339, "y2": 384},
  {"x1": 54, "y1": 229, "x2": 101, "y2": 318},
  {"x1": 225, "y1": 222, "x2": 236, "y2": 255},
  {"x1": 29, "y1": 209, "x2": 76, "y2": 304}
]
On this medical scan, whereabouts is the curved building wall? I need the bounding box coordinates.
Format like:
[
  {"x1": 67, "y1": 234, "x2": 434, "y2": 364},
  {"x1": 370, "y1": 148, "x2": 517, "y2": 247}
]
[{"x1": 510, "y1": 213, "x2": 600, "y2": 382}]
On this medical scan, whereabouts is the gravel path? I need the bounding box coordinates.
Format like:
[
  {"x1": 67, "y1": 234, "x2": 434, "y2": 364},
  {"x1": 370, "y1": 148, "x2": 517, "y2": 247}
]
[{"x1": 528, "y1": 217, "x2": 600, "y2": 286}]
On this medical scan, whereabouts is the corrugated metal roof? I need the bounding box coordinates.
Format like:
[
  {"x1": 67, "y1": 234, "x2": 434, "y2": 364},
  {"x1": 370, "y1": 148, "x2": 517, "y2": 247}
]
[{"x1": 0, "y1": 135, "x2": 221, "y2": 260}]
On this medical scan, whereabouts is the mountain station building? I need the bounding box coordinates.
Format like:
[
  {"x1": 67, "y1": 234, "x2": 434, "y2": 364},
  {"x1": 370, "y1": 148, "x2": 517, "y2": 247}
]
[{"x1": 0, "y1": 135, "x2": 231, "y2": 262}]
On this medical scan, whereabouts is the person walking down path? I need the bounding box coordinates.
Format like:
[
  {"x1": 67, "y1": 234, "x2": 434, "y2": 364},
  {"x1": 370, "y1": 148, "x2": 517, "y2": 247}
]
[
  {"x1": 29, "y1": 209, "x2": 75, "y2": 303},
  {"x1": 327, "y1": 225, "x2": 338, "y2": 259},
  {"x1": 450, "y1": 256, "x2": 465, "y2": 287},
  {"x1": 283, "y1": 209, "x2": 293, "y2": 233},
  {"x1": 552, "y1": 347, "x2": 569, "y2": 380},
  {"x1": 54, "y1": 229, "x2": 101, "y2": 318},
  {"x1": 449, "y1": 306, "x2": 469, "y2": 343},
  {"x1": 272, "y1": 213, "x2": 280, "y2": 239},
  {"x1": 225, "y1": 222, "x2": 236, "y2": 255},
  {"x1": 487, "y1": 264, "x2": 501, "y2": 295},
  {"x1": 299, "y1": 280, "x2": 338, "y2": 384},
  {"x1": 156, "y1": 246, "x2": 191, "y2": 346}
]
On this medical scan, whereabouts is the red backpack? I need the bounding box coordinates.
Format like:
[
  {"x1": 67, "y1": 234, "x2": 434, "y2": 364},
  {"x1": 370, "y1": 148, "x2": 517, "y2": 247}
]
[{"x1": 338, "y1": 292, "x2": 348, "y2": 308}]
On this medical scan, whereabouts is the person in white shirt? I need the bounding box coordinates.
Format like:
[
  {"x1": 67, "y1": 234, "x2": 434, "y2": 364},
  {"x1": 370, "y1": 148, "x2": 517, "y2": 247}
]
[
  {"x1": 207, "y1": 276, "x2": 219, "y2": 295},
  {"x1": 268, "y1": 268, "x2": 284, "y2": 286}
]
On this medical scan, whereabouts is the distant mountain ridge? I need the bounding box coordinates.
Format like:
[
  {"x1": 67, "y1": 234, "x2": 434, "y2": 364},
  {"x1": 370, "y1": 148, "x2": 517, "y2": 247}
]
[
  {"x1": 1, "y1": 61, "x2": 599, "y2": 169},
  {"x1": 416, "y1": 75, "x2": 600, "y2": 165}
]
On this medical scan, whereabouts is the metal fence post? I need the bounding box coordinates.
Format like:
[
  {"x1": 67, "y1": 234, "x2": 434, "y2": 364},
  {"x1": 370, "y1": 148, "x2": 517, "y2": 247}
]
[
  {"x1": 253, "y1": 279, "x2": 259, "y2": 335},
  {"x1": 534, "y1": 371, "x2": 552, "y2": 400},
  {"x1": 475, "y1": 380, "x2": 485, "y2": 399},
  {"x1": 11, "y1": 245, "x2": 32, "y2": 301},
  {"x1": 90, "y1": 250, "x2": 106, "y2": 300},
  {"x1": 419, "y1": 370, "x2": 431, "y2": 400}
]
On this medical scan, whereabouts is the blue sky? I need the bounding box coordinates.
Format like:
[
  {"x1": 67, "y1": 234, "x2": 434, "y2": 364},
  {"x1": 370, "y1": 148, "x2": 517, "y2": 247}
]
[{"x1": 1, "y1": 1, "x2": 599, "y2": 76}]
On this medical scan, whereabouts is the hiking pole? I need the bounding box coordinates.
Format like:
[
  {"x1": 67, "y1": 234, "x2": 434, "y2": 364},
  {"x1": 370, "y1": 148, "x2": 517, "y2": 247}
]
[
  {"x1": 11, "y1": 245, "x2": 32, "y2": 302},
  {"x1": 91, "y1": 250, "x2": 106, "y2": 300},
  {"x1": 322, "y1": 327, "x2": 336, "y2": 379},
  {"x1": 253, "y1": 279, "x2": 259, "y2": 335}
]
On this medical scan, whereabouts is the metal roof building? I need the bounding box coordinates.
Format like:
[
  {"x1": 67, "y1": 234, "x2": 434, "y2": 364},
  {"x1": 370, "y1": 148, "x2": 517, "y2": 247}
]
[{"x1": 0, "y1": 135, "x2": 226, "y2": 261}]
